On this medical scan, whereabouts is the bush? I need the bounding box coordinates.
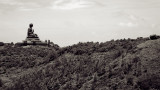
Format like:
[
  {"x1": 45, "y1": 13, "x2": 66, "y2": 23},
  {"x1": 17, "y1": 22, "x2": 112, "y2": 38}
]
[
  {"x1": 138, "y1": 75, "x2": 160, "y2": 90},
  {"x1": 45, "y1": 49, "x2": 58, "y2": 61},
  {"x1": 127, "y1": 78, "x2": 133, "y2": 86},
  {"x1": 150, "y1": 34, "x2": 160, "y2": 40},
  {"x1": 0, "y1": 79, "x2": 2, "y2": 87},
  {"x1": 0, "y1": 42, "x2": 4, "y2": 46}
]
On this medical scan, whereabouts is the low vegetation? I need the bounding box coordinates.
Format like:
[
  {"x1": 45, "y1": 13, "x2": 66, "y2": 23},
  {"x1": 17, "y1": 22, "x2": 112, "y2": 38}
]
[{"x1": 0, "y1": 37, "x2": 160, "y2": 90}]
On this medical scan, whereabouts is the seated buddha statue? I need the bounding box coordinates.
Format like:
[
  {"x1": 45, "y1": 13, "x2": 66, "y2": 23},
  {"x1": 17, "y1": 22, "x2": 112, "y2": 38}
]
[{"x1": 27, "y1": 23, "x2": 38, "y2": 38}]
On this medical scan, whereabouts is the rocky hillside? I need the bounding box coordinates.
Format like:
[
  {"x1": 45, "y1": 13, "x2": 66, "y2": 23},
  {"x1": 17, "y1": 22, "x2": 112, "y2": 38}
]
[{"x1": 0, "y1": 37, "x2": 160, "y2": 90}]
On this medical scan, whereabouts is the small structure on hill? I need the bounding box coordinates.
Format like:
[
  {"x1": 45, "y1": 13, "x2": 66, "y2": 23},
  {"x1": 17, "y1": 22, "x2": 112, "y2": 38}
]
[{"x1": 15, "y1": 23, "x2": 49, "y2": 46}]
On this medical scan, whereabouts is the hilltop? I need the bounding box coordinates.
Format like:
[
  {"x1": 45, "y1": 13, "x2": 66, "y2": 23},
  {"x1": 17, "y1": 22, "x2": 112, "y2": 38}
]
[{"x1": 0, "y1": 37, "x2": 160, "y2": 90}]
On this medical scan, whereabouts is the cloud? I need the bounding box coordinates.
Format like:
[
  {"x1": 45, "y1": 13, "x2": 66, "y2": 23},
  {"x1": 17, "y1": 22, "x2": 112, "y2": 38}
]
[
  {"x1": 15, "y1": 0, "x2": 53, "y2": 7},
  {"x1": 51, "y1": 0, "x2": 101, "y2": 10},
  {"x1": 0, "y1": 0, "x2": 102, "y2": 12},
  {"x1": 119, "y1": 22, "x2": 138, "y2": 27},
  {"x1": 112, "y1": 11, "x2": 149, "y2": 28},
  {"x1": 0, "y1": 0, "x2": 20, "y2": 12},
  {"x1": 91, "y1": 31, "x2": 97, "y2": 36},
  {"x1": 0, "y1": 0, "x2": 54, "y2": 12}
]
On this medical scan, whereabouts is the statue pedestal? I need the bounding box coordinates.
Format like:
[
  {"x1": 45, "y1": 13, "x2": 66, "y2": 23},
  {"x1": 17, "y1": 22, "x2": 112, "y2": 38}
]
[
  {"x1": 16, "y1": 36, "x2": 48, "y2": 46},
  {"x1": 25, "y1": 37, "x2": 41, "y2": 42}
]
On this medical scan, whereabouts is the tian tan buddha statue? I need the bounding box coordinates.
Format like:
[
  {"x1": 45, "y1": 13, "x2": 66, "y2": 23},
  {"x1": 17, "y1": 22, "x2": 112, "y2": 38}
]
[
  {"x1": 15, "y1": 23, "x2": 48, "y2": 46},
  {"x1": 27, "y1": 23, "x2": 38, "y2": 38}
]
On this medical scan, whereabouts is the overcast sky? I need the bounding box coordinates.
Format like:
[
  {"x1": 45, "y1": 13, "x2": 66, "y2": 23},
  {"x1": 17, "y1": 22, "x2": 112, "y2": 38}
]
[{"x1": 0, "y1": 0, "x2": 160, "y2": 46}]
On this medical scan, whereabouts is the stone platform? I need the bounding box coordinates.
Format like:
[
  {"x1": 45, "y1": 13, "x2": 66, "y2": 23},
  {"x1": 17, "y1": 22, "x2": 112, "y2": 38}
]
[{"x1": 25, "y1": 37, "x2": 41, "y2": 42}]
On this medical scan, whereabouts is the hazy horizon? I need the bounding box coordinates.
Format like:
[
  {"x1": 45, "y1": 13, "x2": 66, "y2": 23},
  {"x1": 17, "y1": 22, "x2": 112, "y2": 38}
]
[{"x1": 0, "y1": 0, "x2": 160, "y2": 47}]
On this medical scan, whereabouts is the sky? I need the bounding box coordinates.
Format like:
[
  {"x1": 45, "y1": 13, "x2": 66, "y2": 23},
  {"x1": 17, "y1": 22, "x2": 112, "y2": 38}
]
[{"x1": 0, "y1": 0, "x2": 160, "y2": 46}]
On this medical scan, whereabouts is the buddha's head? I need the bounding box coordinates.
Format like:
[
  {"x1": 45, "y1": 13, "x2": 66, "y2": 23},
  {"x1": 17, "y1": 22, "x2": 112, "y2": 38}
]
[{"x1": 29, "y1": 23, "x2": 33, "y2": 28}]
